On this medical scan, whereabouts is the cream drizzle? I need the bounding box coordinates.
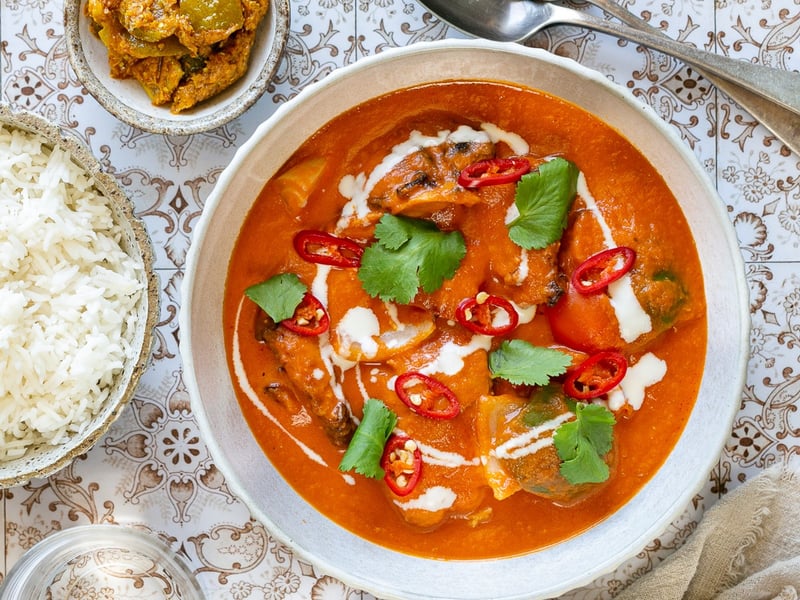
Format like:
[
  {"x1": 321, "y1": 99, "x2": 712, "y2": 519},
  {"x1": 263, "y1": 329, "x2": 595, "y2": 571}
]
[
  {"x1": 394, "y1": 485, "x2": 457, "y2": 512},
  {"x1": 480, "y1": 122, "x2": 530, "y2": 155},
  {"x1": 511, "y1": 301, "x2": 537, "y2": 325},
  {"x1": 576, "y1": 173, "x2": 653, "y2": 343},
  {"x1": 419, "y1": 442, "x2": 480, "y2": 469},
  {"x1": 619, "y1": 352, "x2": 667, "y2": 410},
  {"x1": 311, "y1": 266, "x2": 355, "y2": 410},
  {"x1": 492, "y1": 412, "x2": 573, "y2": 461},
  {"x1": 418, "y1": 335, "x2": 492, "y2": 377},
  {"x1": 231, "y1": 298, "x2": 327, "y2": 467}
]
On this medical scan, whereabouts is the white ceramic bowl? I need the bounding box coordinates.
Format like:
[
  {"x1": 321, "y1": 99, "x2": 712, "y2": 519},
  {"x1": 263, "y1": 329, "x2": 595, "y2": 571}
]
[
  {"x1": 181, "y1": 40, "x2": 750, "y2": 599},
  {"x1": 64, "y1": 0, "x2": 290, "y2": 135},
  {"x1": 0, "y1": 105, "x2": 159, "y2": 487}
]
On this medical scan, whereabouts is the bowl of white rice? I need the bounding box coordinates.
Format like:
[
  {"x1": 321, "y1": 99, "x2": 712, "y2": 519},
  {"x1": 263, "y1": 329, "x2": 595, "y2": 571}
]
[{"x1": 0, "y1": 104, "x2": 158, "y2": 487}]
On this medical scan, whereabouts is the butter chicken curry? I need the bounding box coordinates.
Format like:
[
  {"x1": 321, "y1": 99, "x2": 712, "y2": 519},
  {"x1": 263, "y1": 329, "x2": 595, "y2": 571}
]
[{"x1": 224, "y1": 81, "x2": 706, "y2": 559}]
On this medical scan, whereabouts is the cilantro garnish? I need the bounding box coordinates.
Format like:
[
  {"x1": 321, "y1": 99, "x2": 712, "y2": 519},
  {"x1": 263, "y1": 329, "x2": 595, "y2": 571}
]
[
  {"x1": 245, "y1": 273, "x2": 306, "y2": 323},
  {"x1": 553, "y1": 402, "x2": 616, "y2": 485},
  {"x1": 508, "y1": 157, "x2": 579, "y2": 250},
  {"x1": 338, "y1": 399, "x2": 398, "y2": 479},
  {"x1": 488, "y1": 340, "x2": 573, "y2": 386},
  {"x1": 358, "y1": 214, "x2": 466, "y2": 304}
]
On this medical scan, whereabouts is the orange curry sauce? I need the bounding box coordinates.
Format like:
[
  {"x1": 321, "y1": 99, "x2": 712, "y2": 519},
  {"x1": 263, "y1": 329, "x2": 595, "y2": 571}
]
[{"x1": 224, "y1": 81, "x2": 706, "y2": 559}]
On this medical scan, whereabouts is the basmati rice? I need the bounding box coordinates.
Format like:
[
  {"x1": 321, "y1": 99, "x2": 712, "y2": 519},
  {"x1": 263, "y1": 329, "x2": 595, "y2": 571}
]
[{"x1": 0, "y1": 124, "x2": 144, "y2": 460}]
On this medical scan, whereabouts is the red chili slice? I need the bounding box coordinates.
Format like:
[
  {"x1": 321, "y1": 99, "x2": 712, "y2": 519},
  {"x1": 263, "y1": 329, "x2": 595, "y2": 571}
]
[
  {"x1": 563, "y1": 350, "x2": 628, "y2": 400},
  {"x1": 281, "y1": 292, "x2": 329, "y2": 336},
  {"x1": 457, "y1": 157, "x2": 531, "y2": 188},
  {"x1": 380, "y1": 434, "x2": 422, "y2": 497},
  {"x1": 455, "y1": 293, "x2": 519, "y2": 336},
  {"x1": 293, "y1": 230, "x2": 364, "y2": 268},
  {"x1": 395, "y1": 372, "x2": 460, "y2": 420},
  {"x1": 571, "y1": 246, "x2": 636, "y2": 295}
]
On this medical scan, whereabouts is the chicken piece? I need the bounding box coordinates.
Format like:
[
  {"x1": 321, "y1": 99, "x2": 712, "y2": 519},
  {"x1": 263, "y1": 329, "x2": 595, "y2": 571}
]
[
  {"x1": 476, "y1": 392, "x2": 607, "y2": 506},
  {"x1": 381, "y1": 399, "x2": 490, "y2": 530},
  {"x1": 553, "y1": 203, "x2": 703, "y2": 352},
  {"x1": 415, "y1": 169, "x2": 564, "y2": 317},
  {"x1": 486, "y1": 241, "x2": 565, "y2": 308},
  {"x1": 326, "y1": 269, "x2": 436, "y2": 362},
  {"x1": 388, "y1": 458, "x2": 489, "y2": 531},
  {"x1": 368, "y1": 136, "x2": 493, "y2": 218},
  {"x1": 259, "y1": 321, "x2": 356, "y2": 447}
]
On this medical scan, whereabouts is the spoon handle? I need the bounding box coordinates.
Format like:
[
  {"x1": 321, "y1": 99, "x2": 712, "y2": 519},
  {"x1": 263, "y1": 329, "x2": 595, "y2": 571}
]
[
  {"x1": 551, "y1": 4, "x2": 800, "y2": 118},
  {"x1": 577, "y1": 0, "x2": 800, "y2": 155}
]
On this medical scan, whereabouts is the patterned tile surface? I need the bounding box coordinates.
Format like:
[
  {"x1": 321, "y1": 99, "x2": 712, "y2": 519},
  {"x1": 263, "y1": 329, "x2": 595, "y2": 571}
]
[{"x1": 1, "y1": 0, "x2": 799, "y2": 598}]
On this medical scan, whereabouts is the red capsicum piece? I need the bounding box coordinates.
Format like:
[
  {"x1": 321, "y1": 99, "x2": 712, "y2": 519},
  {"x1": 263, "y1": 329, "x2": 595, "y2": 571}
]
[
  {"x1": 281, "y1": 292, "x2": 330, "y2": 336},
  {"x1": 455, "y1": 292, "x2": 519, "y2": 336},
  {"x1": 563, "y1": 350, "x2": 628, "y2": 400},
  {"x1": 457, "y1": 157, "x2": 531, "y2": 188},
  {"x1": 395, "y1": 372, "x2": 460, "y2": 420},
  {"x1": 380, "y1": 434, "x2": 422, "y2": 497},
  {"x1": 293, "y1": 229, "x2": 364, "y2": 268},
  {"x1": 571, "y1": 246, "x2": 636, "y2": 295}
]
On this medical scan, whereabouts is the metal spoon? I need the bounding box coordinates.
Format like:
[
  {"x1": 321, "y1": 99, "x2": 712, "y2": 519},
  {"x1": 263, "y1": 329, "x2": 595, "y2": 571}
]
[
  {"x1": 415, "y1": 0, "x2": 800, "y2": 121},
  {"x1": 572, "y1": 0, "x2": 799, "y2": 155}
]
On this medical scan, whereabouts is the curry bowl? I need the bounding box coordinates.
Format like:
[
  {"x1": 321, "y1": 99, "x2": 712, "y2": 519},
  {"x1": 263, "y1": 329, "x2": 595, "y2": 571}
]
[
  {"x1": 64, "y1": 0, "x2": 289, "y2": 135},
  {"x1": 0, "y1": 105, "x2": 159, "y2": 487},
  {"x1": 181, "y1": 40, "x2": 749, "y2": 599}
]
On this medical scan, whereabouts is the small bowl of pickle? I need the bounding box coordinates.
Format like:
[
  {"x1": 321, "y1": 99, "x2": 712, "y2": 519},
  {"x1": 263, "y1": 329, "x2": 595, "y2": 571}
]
[{"x1": 64, "y1": 0, "x2": 290, "y2": 134}]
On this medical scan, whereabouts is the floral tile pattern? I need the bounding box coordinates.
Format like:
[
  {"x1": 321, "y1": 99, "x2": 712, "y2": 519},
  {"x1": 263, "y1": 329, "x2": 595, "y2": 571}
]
[{"x1": 1, "y1": 0, "x2": 799, "y2": 598}]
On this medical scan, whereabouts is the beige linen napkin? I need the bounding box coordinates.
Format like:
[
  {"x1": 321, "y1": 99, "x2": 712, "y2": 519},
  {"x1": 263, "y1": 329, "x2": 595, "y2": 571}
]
[{"x1": 615, "y1": 464, "x2": 800, "y2": 600}]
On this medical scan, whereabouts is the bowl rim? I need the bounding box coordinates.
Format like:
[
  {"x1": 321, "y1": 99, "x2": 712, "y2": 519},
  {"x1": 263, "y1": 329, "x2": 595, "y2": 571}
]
[
  {"x1": 180, "y1": 39, "x2": 750, "y2": 599},
  {"x1": 63, "y1": 0, "x2": 290, "y2": 135},
  {"x1": 0, "y1": 104, "x2": 160, "y2": 487}
]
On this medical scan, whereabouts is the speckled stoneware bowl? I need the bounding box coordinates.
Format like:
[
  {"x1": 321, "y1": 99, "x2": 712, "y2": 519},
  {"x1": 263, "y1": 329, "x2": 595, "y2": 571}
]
[
  {"x1": 181, "y1": 40, "x2": 750, "y2": 600},
  {"x1": 0, "y1": 105, "x2": 159, "y2": 487},
  {"x1": 63, "y1": 0, "x2": 289, "y2": 135}
]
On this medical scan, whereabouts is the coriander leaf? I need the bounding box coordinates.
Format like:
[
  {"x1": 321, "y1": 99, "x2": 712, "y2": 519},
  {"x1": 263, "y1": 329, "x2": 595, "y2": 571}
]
[
  {"x1": 508, "y1": 157, "x2": 579, "y2": 250},
  {"x1": 338, "y1": 399, "x2": 398, "y2": 479},
  {"x1": 359, "y1": 243, "x2": 421, "y2": 303},
  {"x1": 488, "y1": 340, "x2": 573, "y2": 386},
  {"x1": 245, "y1": 273, "x2": 306, "y2": 323},
  {"x1": 558, "y1": 435, "x2": 610, "y2": 484},
  {"x1": 358, "y1": 214, "x2": 466, "y2": 304},
  {"x1": 373, "y1": 212, "x2": 414, "y2": 250},
  {"x1": 553, "y1": 402, "x2": 616, "y2": 484}
]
